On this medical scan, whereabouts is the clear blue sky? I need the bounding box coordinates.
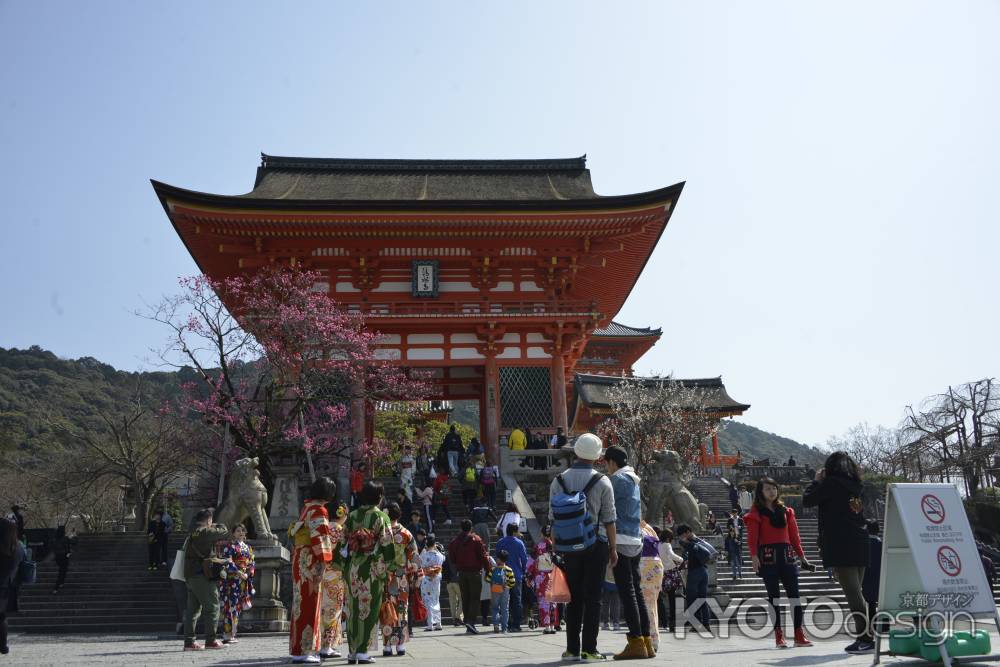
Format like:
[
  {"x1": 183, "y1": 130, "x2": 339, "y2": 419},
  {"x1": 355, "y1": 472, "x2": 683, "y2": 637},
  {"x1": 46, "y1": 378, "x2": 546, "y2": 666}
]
[{"x1": 1, "y1": 2, "x2": 997, "y2": 445}]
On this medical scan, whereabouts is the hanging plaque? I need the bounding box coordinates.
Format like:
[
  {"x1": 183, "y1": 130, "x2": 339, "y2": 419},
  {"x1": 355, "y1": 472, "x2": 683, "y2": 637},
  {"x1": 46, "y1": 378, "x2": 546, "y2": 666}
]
[{"x1": 411, "y1": 260, "x2": 439, "y2": 297}]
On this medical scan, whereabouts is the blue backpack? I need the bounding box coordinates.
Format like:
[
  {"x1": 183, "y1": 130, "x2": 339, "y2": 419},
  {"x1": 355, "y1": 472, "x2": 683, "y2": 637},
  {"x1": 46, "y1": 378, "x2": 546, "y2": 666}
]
[{"x1": 551, "y1": 472, "x2": 603, "y2": 553}]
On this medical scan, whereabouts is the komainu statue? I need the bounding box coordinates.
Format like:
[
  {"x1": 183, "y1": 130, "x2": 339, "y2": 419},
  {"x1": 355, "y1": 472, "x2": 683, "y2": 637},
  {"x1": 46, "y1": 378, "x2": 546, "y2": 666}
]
[
  {"x1": 643, "y1": 449, "x2": 707, "y2": 533},
  {"x1": 217, "y1": 457, "x2": 277, "y2": 542}
]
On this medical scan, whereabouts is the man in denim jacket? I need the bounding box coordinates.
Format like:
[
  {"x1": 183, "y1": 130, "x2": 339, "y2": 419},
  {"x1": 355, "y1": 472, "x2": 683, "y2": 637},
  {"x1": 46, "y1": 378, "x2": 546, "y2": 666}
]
[{"x1": 605, "y1": 446, "x2": 652, "y2": 659}]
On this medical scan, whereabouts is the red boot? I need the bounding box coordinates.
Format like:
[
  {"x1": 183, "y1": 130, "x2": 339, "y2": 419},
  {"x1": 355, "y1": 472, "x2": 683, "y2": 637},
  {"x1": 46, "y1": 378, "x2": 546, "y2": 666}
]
[
  {"x1": 794, "y1": 628, "x2": 813, "y2": 647},
  {"x1": 774, "y1": 627, "x2": 788, "y2": 648}
]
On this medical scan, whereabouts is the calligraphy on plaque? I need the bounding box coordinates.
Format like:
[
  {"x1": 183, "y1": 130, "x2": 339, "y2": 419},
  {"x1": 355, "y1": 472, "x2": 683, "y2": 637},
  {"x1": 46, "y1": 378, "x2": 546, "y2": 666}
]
[{"x1": 411, "y1": 260, "x2": 439, "y2": 298}]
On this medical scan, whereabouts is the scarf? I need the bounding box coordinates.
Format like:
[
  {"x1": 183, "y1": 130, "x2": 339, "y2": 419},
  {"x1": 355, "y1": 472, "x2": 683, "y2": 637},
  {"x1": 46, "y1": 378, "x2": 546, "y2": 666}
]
[{"x1": 757, "y1": 503, "x2": 787, "y2": 529}]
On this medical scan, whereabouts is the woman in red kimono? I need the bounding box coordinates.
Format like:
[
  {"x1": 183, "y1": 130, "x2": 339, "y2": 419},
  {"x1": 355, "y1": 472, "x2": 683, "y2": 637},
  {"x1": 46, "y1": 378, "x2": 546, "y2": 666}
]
[{"x1": 288, "y1": 477, "x2": 338, "y2": 664}]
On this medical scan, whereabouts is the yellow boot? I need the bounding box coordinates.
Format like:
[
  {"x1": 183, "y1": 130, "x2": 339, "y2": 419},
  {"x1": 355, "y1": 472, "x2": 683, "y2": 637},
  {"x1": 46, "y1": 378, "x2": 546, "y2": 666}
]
[
  {"x1": 613, "y1": 636, "x2": 649, "y2": 660},
  {"x1": 641, "y1": 636, "x2": 655, "y2": 658}
]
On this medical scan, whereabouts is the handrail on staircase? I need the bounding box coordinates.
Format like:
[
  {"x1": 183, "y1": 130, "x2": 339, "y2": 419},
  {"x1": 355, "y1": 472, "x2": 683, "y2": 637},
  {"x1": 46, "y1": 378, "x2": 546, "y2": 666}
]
[{"x1": 498, "y1": 446, "x2": 571, "y2": 545}]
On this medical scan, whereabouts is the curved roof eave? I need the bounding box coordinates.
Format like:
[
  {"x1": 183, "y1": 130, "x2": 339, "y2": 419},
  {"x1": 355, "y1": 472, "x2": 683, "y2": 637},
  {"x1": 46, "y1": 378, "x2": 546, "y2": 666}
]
[{"x1": 150, "y1": 179, "x2": 685, "y2": 214}]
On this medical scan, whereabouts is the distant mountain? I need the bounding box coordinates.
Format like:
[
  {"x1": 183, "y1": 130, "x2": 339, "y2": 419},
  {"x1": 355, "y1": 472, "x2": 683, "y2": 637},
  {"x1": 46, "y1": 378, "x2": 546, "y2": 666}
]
[{"x1": 717, "y1": 420, "x2": 826, "y2": 466}]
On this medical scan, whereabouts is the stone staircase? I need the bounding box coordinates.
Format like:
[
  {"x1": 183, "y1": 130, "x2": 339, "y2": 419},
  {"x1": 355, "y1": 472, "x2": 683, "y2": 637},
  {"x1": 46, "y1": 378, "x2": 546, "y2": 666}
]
[
  {"x1": 375, "y1": 472, "x2": 514, "y2": 624},
  {"x1": 11, "y1": 532, "x2": 181, "y2": 634},
  {"x1": 689, "y1": 476, "x2": 1000, "y2": 615}
]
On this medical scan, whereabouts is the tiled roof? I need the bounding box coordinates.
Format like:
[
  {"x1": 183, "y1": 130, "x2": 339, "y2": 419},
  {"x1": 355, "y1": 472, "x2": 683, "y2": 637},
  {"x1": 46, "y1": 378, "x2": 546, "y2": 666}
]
[
  {"x1": 241, "y1": 154, "x2": 599, "y2": 201},
  {"x1": 592, "y1": 321, "x2": 662, "y2": 337},
  {"x1": 573, "y1": 373, "x2": 750, "y2": 414}
]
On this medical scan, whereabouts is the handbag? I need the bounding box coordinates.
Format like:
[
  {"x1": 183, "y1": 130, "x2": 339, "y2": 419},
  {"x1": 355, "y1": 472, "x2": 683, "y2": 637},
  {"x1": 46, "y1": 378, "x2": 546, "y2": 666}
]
[
  {"x1": 17, "y1": 558, "x2": 37, "y2": 586},
  {"x1": 545, "y1": 565, "x2": 571, "y2": 604},
  {"x1": 412, "y1": 591, "x2": 427, "y2": 623},
  {"x1": 169, "y1": 548, "x2": 186, "y2": 582},
  {"x1": 662, "y1": 568, "x2": 683, "y2": 593},
  {"x1": 379, "y1": 599, "x2": 399, "y2": 627}
]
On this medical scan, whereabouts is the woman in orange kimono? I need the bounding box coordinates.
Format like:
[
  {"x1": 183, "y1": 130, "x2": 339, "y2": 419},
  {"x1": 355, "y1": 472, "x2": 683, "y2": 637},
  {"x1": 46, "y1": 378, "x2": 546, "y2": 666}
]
[
  {"x1": 319, "y1": 504, "x2": 348, "y2": 660},
  {"x1": 381, "y1": 502, "x2": 421, "y2": 657},
  {"x1": 288, "y1": 477, "x2": 337, "y2": 664}
]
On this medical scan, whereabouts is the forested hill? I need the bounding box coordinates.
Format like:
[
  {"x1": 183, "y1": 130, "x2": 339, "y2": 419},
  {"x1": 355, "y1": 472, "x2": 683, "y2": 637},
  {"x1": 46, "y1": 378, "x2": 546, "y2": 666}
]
[
  {"x1": 0, "y1": 346, "x2": 827, "y2": 466},
  {"x1": 0, "y1": 346, "x2": 191, "y2": 454},
  {"x1": 717, "y1": 420, "x2": 826, "y2": 466}
]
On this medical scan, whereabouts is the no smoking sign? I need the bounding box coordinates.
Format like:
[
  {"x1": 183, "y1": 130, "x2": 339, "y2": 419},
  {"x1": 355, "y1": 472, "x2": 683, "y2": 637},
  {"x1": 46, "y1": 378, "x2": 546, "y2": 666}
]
[
  {"x1": 921, "y1": 494, "x2": 946, "y2": 524},
  {"x1": 937, "y1": 546, "x2": 962, "y2": 577}
]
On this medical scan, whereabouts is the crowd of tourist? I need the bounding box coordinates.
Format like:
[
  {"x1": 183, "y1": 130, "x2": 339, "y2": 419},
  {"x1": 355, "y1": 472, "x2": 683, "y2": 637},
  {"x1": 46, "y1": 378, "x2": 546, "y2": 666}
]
[{"x1": 3, "y1": 425, "x2": 999, "y2": 664}]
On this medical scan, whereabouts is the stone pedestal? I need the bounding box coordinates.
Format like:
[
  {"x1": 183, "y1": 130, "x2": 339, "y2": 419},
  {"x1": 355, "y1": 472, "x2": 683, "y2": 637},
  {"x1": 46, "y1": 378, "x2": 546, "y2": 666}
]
[
  {"x1": 239, "y1": 540, "x2": 291, "y2": 632},
  {"x1": 268, "y1": 465, "x2": 301, "y2": 536}
]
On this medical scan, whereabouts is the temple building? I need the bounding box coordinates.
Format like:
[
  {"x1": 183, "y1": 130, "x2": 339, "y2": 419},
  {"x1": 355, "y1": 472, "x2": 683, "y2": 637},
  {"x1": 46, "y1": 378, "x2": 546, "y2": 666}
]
[{"x1": 152, "y1": 154, "x2": 747, "y2": 465}]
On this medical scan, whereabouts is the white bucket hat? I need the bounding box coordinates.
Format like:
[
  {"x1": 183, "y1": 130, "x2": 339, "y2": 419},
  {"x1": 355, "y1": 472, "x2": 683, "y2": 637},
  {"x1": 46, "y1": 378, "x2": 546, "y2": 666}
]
[{"x1": 573, "y1": 433, "x2": 603, "y2": 460}]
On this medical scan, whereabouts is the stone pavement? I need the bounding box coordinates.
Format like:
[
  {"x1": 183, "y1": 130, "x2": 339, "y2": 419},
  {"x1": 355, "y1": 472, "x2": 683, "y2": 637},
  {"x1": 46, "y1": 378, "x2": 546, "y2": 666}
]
[{"x1": 4, "y1": 626, "x2": 1000, "y2": 666}]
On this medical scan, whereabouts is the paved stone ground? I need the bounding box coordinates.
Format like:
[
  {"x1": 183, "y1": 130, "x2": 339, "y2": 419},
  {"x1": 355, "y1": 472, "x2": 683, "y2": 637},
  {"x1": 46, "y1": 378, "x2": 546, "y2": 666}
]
[{"x1": 4, "y1": 626, "x2": 1000, "y2": 666}]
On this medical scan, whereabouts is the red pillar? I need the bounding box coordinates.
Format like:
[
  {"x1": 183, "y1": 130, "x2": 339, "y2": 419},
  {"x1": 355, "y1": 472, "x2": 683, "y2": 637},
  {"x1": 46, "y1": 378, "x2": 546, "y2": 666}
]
[
  {"x1": 712, "y1": 432, "x2": 721, "y2": 464},
  {"x1": 484, "y1": 355, "x2": 501, "y2": 465},
  {"x1": 550, "y1": 353, "x2": 568, "y2": 433}
]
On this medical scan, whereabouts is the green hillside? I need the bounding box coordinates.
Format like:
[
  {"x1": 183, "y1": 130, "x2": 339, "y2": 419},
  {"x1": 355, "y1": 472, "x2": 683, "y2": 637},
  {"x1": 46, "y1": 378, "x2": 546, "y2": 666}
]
[
  {"x1": 717, "y1": 420, "x2": 825, "y2": 466},
  {"x1": 0, "y1": 347, "x2": 825, "y2": 469}
]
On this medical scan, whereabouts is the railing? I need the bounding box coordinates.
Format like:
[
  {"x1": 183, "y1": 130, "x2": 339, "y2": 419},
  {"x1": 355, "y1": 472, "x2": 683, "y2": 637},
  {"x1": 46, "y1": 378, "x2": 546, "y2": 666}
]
[
  {"x1": 344, "y1": 299, "x2": 599, "y2": 318},
  {"x1": 497, "y1": 447, "x2": 573, "y2": 544},
  {"x1": 735, "y1": 465, "x2": 812, "y2": 485}
]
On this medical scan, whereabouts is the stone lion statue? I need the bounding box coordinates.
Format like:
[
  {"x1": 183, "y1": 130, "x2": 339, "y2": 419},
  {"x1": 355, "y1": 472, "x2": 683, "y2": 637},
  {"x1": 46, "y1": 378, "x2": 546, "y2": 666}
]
[
  {"x1": 217, "y1": 457, "x2": 277, "y2": 542},
  {"x1": 643, "y1": 449, "x2": 707, "y2": 533}
]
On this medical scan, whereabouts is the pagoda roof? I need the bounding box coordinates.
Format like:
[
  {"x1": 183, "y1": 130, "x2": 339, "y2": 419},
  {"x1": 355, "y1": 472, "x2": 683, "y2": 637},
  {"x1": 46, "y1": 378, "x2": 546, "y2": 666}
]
[
  {"x1": 572, "y1": 373, "x2": 750, "y2": 415},
  {"x1": 591, "y1": 321, "x2": 662, "y2": 338},
  {"x1": 151, "y1": 154, "x2": 683, "y2": 211}
]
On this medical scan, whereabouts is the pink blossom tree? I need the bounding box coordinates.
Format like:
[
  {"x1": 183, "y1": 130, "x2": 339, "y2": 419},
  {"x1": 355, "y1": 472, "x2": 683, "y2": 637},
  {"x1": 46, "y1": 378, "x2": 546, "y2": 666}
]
[{"x1": 143, "y1": 267, "x2": 428, "y2": 494}]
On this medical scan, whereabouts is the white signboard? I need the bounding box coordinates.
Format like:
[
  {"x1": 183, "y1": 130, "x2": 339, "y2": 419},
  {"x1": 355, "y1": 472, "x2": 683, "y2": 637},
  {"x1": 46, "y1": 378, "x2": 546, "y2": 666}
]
[{"x1": 878, "y1": 483, "x2": 995, "y2": 615}]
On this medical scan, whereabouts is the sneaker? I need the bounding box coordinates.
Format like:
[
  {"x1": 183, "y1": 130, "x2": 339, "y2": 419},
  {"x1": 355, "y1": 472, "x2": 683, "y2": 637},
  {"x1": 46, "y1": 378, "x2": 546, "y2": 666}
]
[
  {"x1": 204, "y1": 640, "x2": 226, "y2": 649},
  {"x1": 396, "y1": 649, "x2": 405, "y2": 656},
  {"x1": 319, "y1": 648, "x2": 342, "y2": 659},
  {"x1": 612, "y1": 623, "x2": 620, "y2": 631},
  {"x1": 494, "y1": 624, "x2": 500, "y2": 633},
  {"x1": 465, "y1": 623, "x2": 480, "y2": 634},
  {"x1": 444, "y1": 519, "x2": 452, "y2": 525},
  {"x1": 580, "y1": 651, "x2": 607, "y2": 661},
  {"x1": 846, "y1": 640, "x2": 875, "y2": 655},
  {"x1": 561, "y1": 650, "x2": 580, "y2": 661},
  {"x1": 292, "y1": 657, "x2": 322, "y2": 664},
  {"x1": 601, "y1": 623, "x2": 610, "y2": 631},
  {"x1": 183, "y1": 643, "x2": 204, "y2": 651},
  {"x1": 433, "y1": 625, "x2": 443, "y2": 631},
  {"x1": 424, "y1": 626, "x2": 435, "y2": 632},
  {"x1": 382, "y1": 649, "x2": 393, "y2": 657}
]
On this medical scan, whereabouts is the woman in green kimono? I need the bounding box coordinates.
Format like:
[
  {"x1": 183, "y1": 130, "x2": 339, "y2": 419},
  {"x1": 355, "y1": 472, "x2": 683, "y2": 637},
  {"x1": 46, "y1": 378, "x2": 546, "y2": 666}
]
[{"x1": 343, "y1": 481, "x2": 396, "y2": 665}]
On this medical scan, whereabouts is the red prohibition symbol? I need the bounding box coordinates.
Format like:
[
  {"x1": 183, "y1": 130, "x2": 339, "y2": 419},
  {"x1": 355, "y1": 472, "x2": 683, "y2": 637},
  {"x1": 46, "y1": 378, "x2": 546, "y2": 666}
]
[
  {"x1": 937, "y1": 546, "x2": 961, "y2": 577},
  {"x1": 921, "y1": 494, "x2": 946, "y2": 524}
]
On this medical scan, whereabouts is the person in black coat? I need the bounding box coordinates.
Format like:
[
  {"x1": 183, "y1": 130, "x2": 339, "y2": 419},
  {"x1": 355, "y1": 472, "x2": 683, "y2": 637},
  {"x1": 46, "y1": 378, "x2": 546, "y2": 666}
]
[
  {"x1": 147, "y1": 511, "x2": 168, "y2": 571},
  {"x1": 0, "y1": 518, "x2": 27, "y2": 655},
  {"x1": 51, "y1": 525, "x2": 77, "y2": 594},
  {"x1": 803, "y1": 451, "x2": 872, "y2": 654}
]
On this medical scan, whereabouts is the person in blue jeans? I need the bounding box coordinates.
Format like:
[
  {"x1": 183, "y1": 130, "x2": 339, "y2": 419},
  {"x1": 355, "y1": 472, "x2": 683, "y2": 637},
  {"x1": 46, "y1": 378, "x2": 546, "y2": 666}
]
[
  {"x1": 489, "y1": 550, "x2": 516, "y2": 633},
  {"x1": 495, "y1": 523, "x2": 528, "y2": 631},
  {"x1": 677, "y1": 524, "x2": 712, "y2": 630}
]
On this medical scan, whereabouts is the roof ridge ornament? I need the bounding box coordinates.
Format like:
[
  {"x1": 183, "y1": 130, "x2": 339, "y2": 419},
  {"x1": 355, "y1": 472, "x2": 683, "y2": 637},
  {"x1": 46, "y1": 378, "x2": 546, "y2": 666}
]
[{"x1": 258, "y1": 154, "x2": 589, "y2": 172}]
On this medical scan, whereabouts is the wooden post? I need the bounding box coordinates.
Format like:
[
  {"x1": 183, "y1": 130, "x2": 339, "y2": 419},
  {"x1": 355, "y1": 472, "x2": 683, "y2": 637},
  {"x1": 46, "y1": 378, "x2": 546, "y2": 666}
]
[
  {"x1": 484, "y1": 355, "x2": 501, "y2": 465},
  {"x1": 550, "y1": 353, "x2": 568, "y2": 432}
]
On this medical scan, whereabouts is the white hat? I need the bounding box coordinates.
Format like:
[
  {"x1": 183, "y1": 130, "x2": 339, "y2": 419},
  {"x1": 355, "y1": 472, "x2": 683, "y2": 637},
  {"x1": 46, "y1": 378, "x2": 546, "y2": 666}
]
[{"x1": 573, "y1": 433, "x2": 603, "y2": 460}]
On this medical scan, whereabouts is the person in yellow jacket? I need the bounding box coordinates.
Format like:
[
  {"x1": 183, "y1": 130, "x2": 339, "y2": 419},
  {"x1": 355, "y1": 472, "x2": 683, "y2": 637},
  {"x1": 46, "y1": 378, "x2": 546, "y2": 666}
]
[{"x1": 508, "y1": 428, "x2": 527, "y2": 451}]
